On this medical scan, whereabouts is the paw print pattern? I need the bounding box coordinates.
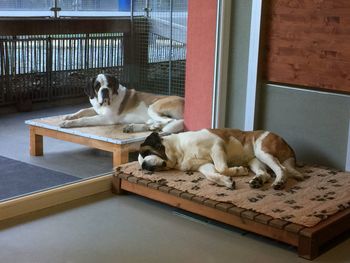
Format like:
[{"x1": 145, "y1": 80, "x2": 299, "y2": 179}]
[
  {"x1": 248, "y1": 197, "x2": 259, "y2": 203},
  {"x1": 327, "y1": 179, "x2": 337, "y2": 183},
  {"x1": 191, "y1": 185, "x2": 200, "y2": 190},
  {"x1": 308, "y1": 210, "x2": 328, "y2": 220},
  {"x1": 248, "y1": 194, "x2": 266, "y2": 203},
  {"x1": 284, "y1": 200, "x2": 296, "y2": 204},
  {"x1": 287, "y1": 186, "x2": 302, "y2": 194},
  {"x1": 328, "y1": 170, "x2": 338, "y2": 175},
  {"x1": 174, "y1": 179, "x2": 186, "y2": 182},
  {"x1": 156, "y1": 179, "x2": 167, "y2": 185},
  {"x1": 209, "y1": 182, "x2": 225, "y2": 188},
  {"x1": 186, "y1": 171, "x2": 194, "y2": 175},
  {"x1": 310, "y1": 192, "x2": 335, "y2": 201},
  {"x1": 338, "y1": 204, "x2": 347, "y2": 211},
  {"x1": 333, "y1": 184, "x2": 342, "y2": 187},
  {"x1": 191, "y1": 177, "x2": 204, "y2": 183},
  {"x1": 273, "y1": 192, "x2": 285, "y2": 196},
  {"x1": 272, "y1": 208, "x2": 285, "y2": 213},
  {"x1": 291, "y1": 205, "x2": 303, "y2": 210}
]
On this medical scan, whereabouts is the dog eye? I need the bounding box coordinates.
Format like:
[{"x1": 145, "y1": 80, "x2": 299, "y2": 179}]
[
  {"x1": 141, "y1": 150, "x2": 151, "y2": 158},
  {"x1": 156, "y1": 144, "x2": 163, "y2": 150}
]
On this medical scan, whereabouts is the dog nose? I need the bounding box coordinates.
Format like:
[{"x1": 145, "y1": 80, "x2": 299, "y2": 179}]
[
  {"x1": 101, "y1": 88, "x2": 109, "y2": 99},
  {"x1": 142, "y1": 162, "x2": 155, "y2": 172}
]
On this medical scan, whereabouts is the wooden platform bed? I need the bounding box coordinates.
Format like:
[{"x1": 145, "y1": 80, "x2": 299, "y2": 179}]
[
  {"x1": 25, "y1": 115, "x2": 153, "y2": 167},
  {"x1": 112, "y1": 162, "x2": 350, "y2": 260}
]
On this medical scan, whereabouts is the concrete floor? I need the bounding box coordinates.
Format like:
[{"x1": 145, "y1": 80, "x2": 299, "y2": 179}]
[
  {"x1": 0, "y1": 192, "x2": 349, "y2": 263},
  {"x1": 0, "y1": 105, "x2": 349, "y2": 263},
  {"x1": 0, "y1": 104, "x2": 113, "y2": 179}
]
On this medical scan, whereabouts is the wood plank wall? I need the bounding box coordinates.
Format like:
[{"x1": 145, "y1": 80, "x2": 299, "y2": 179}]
[{"x1": 264, "y1": 0, "x2": 350, "y2": 94}]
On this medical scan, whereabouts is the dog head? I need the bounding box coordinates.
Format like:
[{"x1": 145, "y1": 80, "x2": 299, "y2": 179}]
[
  {"x1": 84, "y1": 73, "x2": 119, "y2": 106},
  {"x1": 138, "y1": 132, "x2": 168, "y2": 172}
]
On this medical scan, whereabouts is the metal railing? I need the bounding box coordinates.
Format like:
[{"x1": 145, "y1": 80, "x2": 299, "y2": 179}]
[
  {"x1": 0, "y1": 0, "x2": 188, "y2": 108},
  {"x1": 0, "y1": 33, "x2": 124, "y2": 106}
]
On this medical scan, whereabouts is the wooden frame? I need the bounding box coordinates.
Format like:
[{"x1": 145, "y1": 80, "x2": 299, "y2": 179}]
[
  {"x1": 0, "y1": 173, "x2": 113, "y2": 221},
  {"x1": 113, "y1": 173, "x2": 350, "y2": 260},
  {"x1": 29, "y1": 125, "x2": 141, "y2": 167}
]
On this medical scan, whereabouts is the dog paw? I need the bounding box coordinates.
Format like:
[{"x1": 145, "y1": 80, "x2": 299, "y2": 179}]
[
  {"x1": 249, "y1": 176, "x2": 263, "y2": 189},
  {"x1": 123, "y1": 124, "x2": 134, "y2": 133},
  {"x1": 59, "y1": 120, "x2": 73, "y2": 128},
  {"x1": 62, "y1": 114, "x2": 76, "y2": 121},
  {"x1": 272, "y1": 180, "x2": 285, "y2": 190},
  {"x1": 223, "y1": 177, "x2": 235, "y2": 189},
  {"x1": 149, "y1": 122, "x2": 162, "y2": 131}
]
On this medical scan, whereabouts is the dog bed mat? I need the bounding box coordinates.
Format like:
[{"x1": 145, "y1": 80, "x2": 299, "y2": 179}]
[
  {"x1": 116, "y1": 161, "x2": 350, "y2": 228},
  {"x1": 25, "y1": 115, "x2": 152, "y2": 145}
]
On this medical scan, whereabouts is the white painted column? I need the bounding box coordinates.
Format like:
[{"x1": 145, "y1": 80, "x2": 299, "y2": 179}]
[
  {"x1": 244, "y1": 0, "x2": 263, "y2": 131},
  {"x1": 212, "y1": 0, "x2": 232, "y2": 128}
]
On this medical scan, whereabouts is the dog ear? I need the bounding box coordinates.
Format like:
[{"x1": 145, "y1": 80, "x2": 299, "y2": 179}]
[
  {"x1": 106, "y1": 74, "x2": 119, "y2": 95},
  {"x1": 141, "y1": 132, "x2": 161, "y2": 147},
  {"x1": 84, "y1": 77, "x2": 96, "y2": 99}
]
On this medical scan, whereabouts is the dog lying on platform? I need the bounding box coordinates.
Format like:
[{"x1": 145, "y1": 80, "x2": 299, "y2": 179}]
[
  {"x1": 138, "y1": 129, "x2": 303, "y2": 189},
  {"x1": 59, "y1": 73, "x2": 184, "y2": 133}
]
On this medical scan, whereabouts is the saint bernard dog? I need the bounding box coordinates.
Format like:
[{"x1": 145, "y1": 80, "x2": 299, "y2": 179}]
[
  {"x1": 138, "y1": 129, "x2": 303, "y2": 190},
  {"x1": 59, "y1": 73, "x2": 184, "y2": 133}
]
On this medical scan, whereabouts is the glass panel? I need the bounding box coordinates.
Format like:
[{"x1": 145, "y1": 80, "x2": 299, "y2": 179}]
[
  {"x1": 59, "y1": 0, "x2": 130, "y2": 16},
  {"x1": 0, "y1": 0, "x2": 53, "y2": 10},
  {"x1": 0, "y1": 0, "x2": 53, "y2": 16},
  {"x1": 0, "y1": 0, "x2": 130, "y2": 17},
  {"x1": 0, "y1": 0, "x2": 187, "y2": 202},
  {"x1": 59, "y1": 0, "x2": 118, "y2": 11}
]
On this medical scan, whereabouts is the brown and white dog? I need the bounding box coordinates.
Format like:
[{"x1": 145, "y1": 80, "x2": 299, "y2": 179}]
[
  {"x1": 59, "y1": 73, "x2": 184, "y2": 133},
  {"x1": 138, "y1": 129, "x2": 303, "y2": 189}
]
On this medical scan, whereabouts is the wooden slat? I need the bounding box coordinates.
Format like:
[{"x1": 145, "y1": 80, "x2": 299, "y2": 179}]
[
  {"x1": 215, "y1": 202, "x2": 234, "y2": 212},
  {"x1": 31, "y1": 126, "x2": 117, "y2": 152},
  {"x1": 0, "y1": 174, "x2": 113, "y2": 221},
  {"x1": 121, "y1": 179, "x2": 300, "y2": 246}
]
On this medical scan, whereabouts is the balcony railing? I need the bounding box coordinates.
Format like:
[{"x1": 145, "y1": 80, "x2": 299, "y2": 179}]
[{"x1": 0, "y1": 2, "x2": 187, "y2": 109}]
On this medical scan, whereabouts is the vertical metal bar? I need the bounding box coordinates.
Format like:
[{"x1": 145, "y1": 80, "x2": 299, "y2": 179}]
[
  {"x1": 101, "y1": 37, "x2": 105, "y2": 69},
  {"x1": 85, "y1": 34, "x2": 89, "y2": 70},
  {"x1": 168, "y1": 0, "x2": 173, "y2": 95},
  {"x1": 47, "y1": 36, "x2": 52, "y2": 101}
]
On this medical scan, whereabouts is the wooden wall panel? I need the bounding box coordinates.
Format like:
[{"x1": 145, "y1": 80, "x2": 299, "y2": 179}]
[{"x1": 264, "y1": 0, "x2": 350, "y2": 93}]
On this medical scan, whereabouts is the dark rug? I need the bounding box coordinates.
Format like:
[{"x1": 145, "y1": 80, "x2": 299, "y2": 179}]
[{"x1": 0, "y1": 156, "x2": 80, "y2": 200}]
